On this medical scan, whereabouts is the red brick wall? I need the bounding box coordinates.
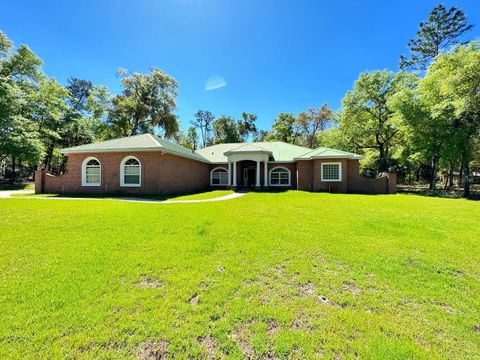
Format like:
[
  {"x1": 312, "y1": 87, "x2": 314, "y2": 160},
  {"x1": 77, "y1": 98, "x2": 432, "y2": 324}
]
[
  {"x1": 346, "y1": 159, "x2": 396, "y2": 194},
  {"x1": 37, "y1": 151, "x2": 210, "y2": 195},
  {"x1": 312, "y1": 158, "x2": 349, "y2": 192},
  {"x1": 296, "y1": 160, "x2": 313, "y2": 191},
  {"x1": 295, "y1": 158, "x2": 396, "y2": 194}
]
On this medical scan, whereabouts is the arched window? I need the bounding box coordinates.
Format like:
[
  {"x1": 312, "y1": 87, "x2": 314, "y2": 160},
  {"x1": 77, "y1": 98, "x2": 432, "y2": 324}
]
[
  {"x1": 120, "y1": 156, "x2": 141, "y2": 187},
  {"x1": 269, "y1": 167, "x2": 291, "y2": 186},
  {"x1": 210, "y1": 167, "x2": 229, "y2": 186},
  {"x1": 82, "y1": 157, "x2": 101, "y2": 186}
]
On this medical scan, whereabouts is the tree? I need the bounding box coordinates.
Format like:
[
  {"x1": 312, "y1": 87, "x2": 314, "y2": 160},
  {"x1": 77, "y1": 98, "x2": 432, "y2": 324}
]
[
  {"x1": 192, "y1": 110, "x2": 214, "y2": 147},
  {"x1": 107, "y1": 68, "x2": 179, "y2": 138},
  {"x1": 212, "y1": 115, "x2": 242, "y2": 144},
  {"x1": 29, "y1": 78, "x2": 69, "y2": 171},
  {"x1": 178, "y1": 126, "x2": 199, "y2": 150},
  {"x1": 238, "y1": 112, "x2": 257, "y2": 142},
  {"x1": 0, "y1": 31, "x2": 45, "y2": 181},
  {"x1": 400, "y1": 4, "x2": 473, "y2": 70},
  {"x1": 418, "y1": 43, "x2": 480, "y2": 198},
  {"x1": 269, "y1": 112, "x2": 300, "y2": 144},
  {"x1": 296, "y1": 104, "x2": 333, "y2": 148},
  {"x1": 339, "y1": 71, "x2": 416, "y2": 173}
]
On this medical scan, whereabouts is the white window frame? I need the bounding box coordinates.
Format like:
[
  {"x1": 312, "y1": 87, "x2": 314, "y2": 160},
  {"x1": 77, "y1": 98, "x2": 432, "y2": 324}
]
[
  {"x1": 269, "y1": 166, "x2": 291, "y2": 186},
  {"x1": 210, "y1": 167, "x2": 229, "y2": 186},
  {"x1": 321, "y1": 162, "x2": 342, "y2": 182},
  {"x1": 81, "y1": 156, "x2": 101, "y2": 187},
  {"x1": 120, "y1": 156, "x2": 141, "y2": 187}
]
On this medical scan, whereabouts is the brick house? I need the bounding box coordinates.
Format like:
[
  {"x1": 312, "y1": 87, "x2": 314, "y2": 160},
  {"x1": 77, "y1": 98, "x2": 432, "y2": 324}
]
[{"x1": 35, "y1": 134, "x2": 396, "y2": 195}]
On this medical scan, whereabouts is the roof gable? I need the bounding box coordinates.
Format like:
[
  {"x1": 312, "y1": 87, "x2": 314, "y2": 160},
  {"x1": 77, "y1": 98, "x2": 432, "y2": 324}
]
[{"x1": 61, "y1": 134, "x2": 208, "y2": 162}]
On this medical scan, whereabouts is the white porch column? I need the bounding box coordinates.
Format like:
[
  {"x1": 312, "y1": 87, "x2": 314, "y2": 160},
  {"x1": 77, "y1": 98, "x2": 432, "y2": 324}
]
[
  {"x1": 264, "y1": 160, "x2": 268, "y2": 187},
  {"x1": 256, "y1": 160, "x2": 261, "y2": 187},
  {"x1": 232, "y1": 161, "x2": 237, "y2": 186},
  {"x1": 228, "y1": 162, "x2": 232, "y2": 186}
]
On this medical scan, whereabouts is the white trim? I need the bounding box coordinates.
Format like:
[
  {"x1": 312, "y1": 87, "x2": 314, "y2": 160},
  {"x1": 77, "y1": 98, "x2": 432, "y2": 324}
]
[
  {"x1": 321, "y1": 162, "x2": 342, "y2": 182},
  {"x1": 210, "y1": 166, "x2": 229, "y2": 186},
  {"x1": 81, "y1": 156, "x2": 101, "y2": 187},
  {"x1": 269, "y1": 166, "x2": 291, "y2": 186},
  {"x1": 120, "y1": 156, "x2": 142, "y2": 187}
]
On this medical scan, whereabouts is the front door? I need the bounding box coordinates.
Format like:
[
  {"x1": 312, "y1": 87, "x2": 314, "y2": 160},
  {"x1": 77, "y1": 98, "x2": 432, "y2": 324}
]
[{"x1": 243, "y1": 168, "x2": 249, "y2": 187}]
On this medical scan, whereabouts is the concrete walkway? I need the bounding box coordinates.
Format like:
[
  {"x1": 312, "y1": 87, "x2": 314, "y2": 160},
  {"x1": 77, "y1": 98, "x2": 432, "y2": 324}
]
[{"x1": 0, "y1": 189, "x2": 247, "y2": 203}]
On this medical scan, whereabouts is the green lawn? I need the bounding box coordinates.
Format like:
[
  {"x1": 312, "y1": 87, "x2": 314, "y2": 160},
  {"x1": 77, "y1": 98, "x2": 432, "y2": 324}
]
[
  {"x1": 10, "y1": 189, "x2": 234, "y2": 201},
  {"x1": 1, "y1": 192, "x2": 479, "y2": 359}
]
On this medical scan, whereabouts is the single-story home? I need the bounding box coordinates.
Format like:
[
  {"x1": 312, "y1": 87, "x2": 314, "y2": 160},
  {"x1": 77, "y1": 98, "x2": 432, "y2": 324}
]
[{"x1": 35, "y1": 133, "x2": 396, "y2": 195}]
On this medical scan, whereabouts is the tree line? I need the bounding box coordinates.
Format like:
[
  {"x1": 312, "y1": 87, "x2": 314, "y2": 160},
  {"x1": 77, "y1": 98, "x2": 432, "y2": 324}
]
[{"x1": 0, "y1": 4, "x2": 479, "y2": 197}]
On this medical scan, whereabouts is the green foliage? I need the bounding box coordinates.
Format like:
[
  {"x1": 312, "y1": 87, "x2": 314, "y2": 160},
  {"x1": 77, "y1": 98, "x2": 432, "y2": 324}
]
[
  {"x1": 192, "y1": 110, "x2": 215, "y2": 147},
  {"x1": 296, "y1": 103, "x2": 334, "y2": 148},
  {"x1": 400, "y1": 4, "x2": 473, "y2": 70},
  {"x1": 212, "y1": 115, "x2": 242, "y2": 144},
  {"x1": 177, "y1": 126, "x2": 199, "y2": 150},
  {"x1": 339, "y1": 70, "x2": 417, "y2": 172},
  {"x1": 107, "y1": 68, "x2": 179, "y2": 138},
  {"x1": 1, "y1": 192, "x2": 479, "y2": 358},
  {"x1": 238, "y1": 112, "x2": 258, "y2": 142},
  {"x1": 268, "y1": 112, "x2": 300, "y2": 144}
]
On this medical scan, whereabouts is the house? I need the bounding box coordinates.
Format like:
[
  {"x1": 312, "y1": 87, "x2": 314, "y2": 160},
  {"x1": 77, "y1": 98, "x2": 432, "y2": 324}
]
[{"x1": 35, "y1": 134, "x2": 396, "y2": 195}]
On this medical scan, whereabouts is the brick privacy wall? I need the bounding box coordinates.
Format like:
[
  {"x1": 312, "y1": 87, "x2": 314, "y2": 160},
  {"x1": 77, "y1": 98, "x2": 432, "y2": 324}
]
[
  {"x1": 346, "y1": 159, "x2": 396, "y2": 194},
  {"x1": 36, "y1": 151, "x2": 210, "y2": 195},
  {"x1": 294, "y1": 159, "x2": 396, "y2": 194}
]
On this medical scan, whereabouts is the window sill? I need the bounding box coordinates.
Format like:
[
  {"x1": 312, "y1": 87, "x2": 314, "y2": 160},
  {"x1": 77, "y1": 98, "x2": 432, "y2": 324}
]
[
  {"x1": 82, "y1": 183, "x2": 101, "y2": 187},
  {"x1": 120, "y1": 184, "x2": 141, "y2": 188}
]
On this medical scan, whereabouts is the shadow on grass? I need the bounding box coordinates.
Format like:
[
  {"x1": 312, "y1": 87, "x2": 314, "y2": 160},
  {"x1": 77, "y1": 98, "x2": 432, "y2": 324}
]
[
  {"x1": 0, "y1": 182, "x2": 34, "y2": 191},
  {"x1": 397, "y1": 185, "x2": 480, "y2": 201},
  {"x1": 26, "y1": 189, "x2": 234, "y2": 202}
]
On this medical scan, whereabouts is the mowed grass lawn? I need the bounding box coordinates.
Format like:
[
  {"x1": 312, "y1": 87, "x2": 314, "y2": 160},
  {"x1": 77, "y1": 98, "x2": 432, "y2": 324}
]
[{"x1": 1, "y1": 192, "x2": 479, "y2": 359}]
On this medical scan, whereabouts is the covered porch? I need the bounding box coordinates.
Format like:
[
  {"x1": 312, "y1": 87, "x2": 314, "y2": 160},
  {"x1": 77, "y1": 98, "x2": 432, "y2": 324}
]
[{"x1": 224, "y1": 145, "x2": 271, "y2": 189}]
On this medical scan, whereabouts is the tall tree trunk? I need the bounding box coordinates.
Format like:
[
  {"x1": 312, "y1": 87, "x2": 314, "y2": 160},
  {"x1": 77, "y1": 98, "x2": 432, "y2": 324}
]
[
  {"x1": 444, "y1": 166, "x2": 454, "y2": 190},
  {"x1": 429, "y1": 155, "x2": 439, "y2": 190},
  {"x1": 11, "y1": 155, "x2": 16, "y2": 183},
  {"x1": 463, "y1": 161, "x2": 470, "y2": 199},
  {"x1": 378, "y1": 143, "x2": 388, "y2": 173},
  {"x1": 457, "y1": 165, "x2": 463, "y2": 188}
]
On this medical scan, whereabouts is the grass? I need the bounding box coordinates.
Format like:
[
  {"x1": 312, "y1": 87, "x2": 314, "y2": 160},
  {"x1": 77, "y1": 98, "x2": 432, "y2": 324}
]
[
  {"x1": 10, "y1": 189, "x2": 234, "y2": 201},
  {"x1": 0, "y1": 192, "x2": 479, "y2": 359}
]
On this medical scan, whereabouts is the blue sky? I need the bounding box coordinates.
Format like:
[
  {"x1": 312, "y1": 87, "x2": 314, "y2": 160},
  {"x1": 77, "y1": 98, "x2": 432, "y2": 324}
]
[{"x1": 1, "y1": 0, "x2": 479, "y2": 132}]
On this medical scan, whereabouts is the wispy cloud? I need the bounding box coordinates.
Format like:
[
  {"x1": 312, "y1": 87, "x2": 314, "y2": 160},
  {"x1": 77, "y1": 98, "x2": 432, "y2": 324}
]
[{"x1": 205, "y1": 76, "x2": 226, "y2": 90}]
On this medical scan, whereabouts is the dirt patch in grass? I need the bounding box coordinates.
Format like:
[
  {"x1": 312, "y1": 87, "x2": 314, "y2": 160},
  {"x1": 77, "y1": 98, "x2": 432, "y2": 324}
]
[
  {"x1": 138, "y1": 339, "x2": 169, "y2": 360},
  {"x1": 189, "y1": 293, "x2": 200, "y2": 306},
  {"x1": 198, "y1": 335, "x2": 219, "y2": 359},
  {"x1": 291, "y1": 311, "x2": 313, "y2": 333},
  {"x1": 473, "y1": 324, "x2": 480, "y2": 332},
  {"x1": 267, "y1": 320, "x2": 279, "y2": 336},
  {"x1": 432, "y1": 302, "x2": 457, "y2": 314},
  {"x1": 229, "y1": 322, "x2": 255, "y2": 358},
  {"x1": 136, "y1": 276, "x2": 162, "y2": 289},
  {"x1": 297, "y1": 281, "x2": 316, "y2": 297},
  {"x1": 341, "y1": 282, "x2": 360, "y2": 296}
]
